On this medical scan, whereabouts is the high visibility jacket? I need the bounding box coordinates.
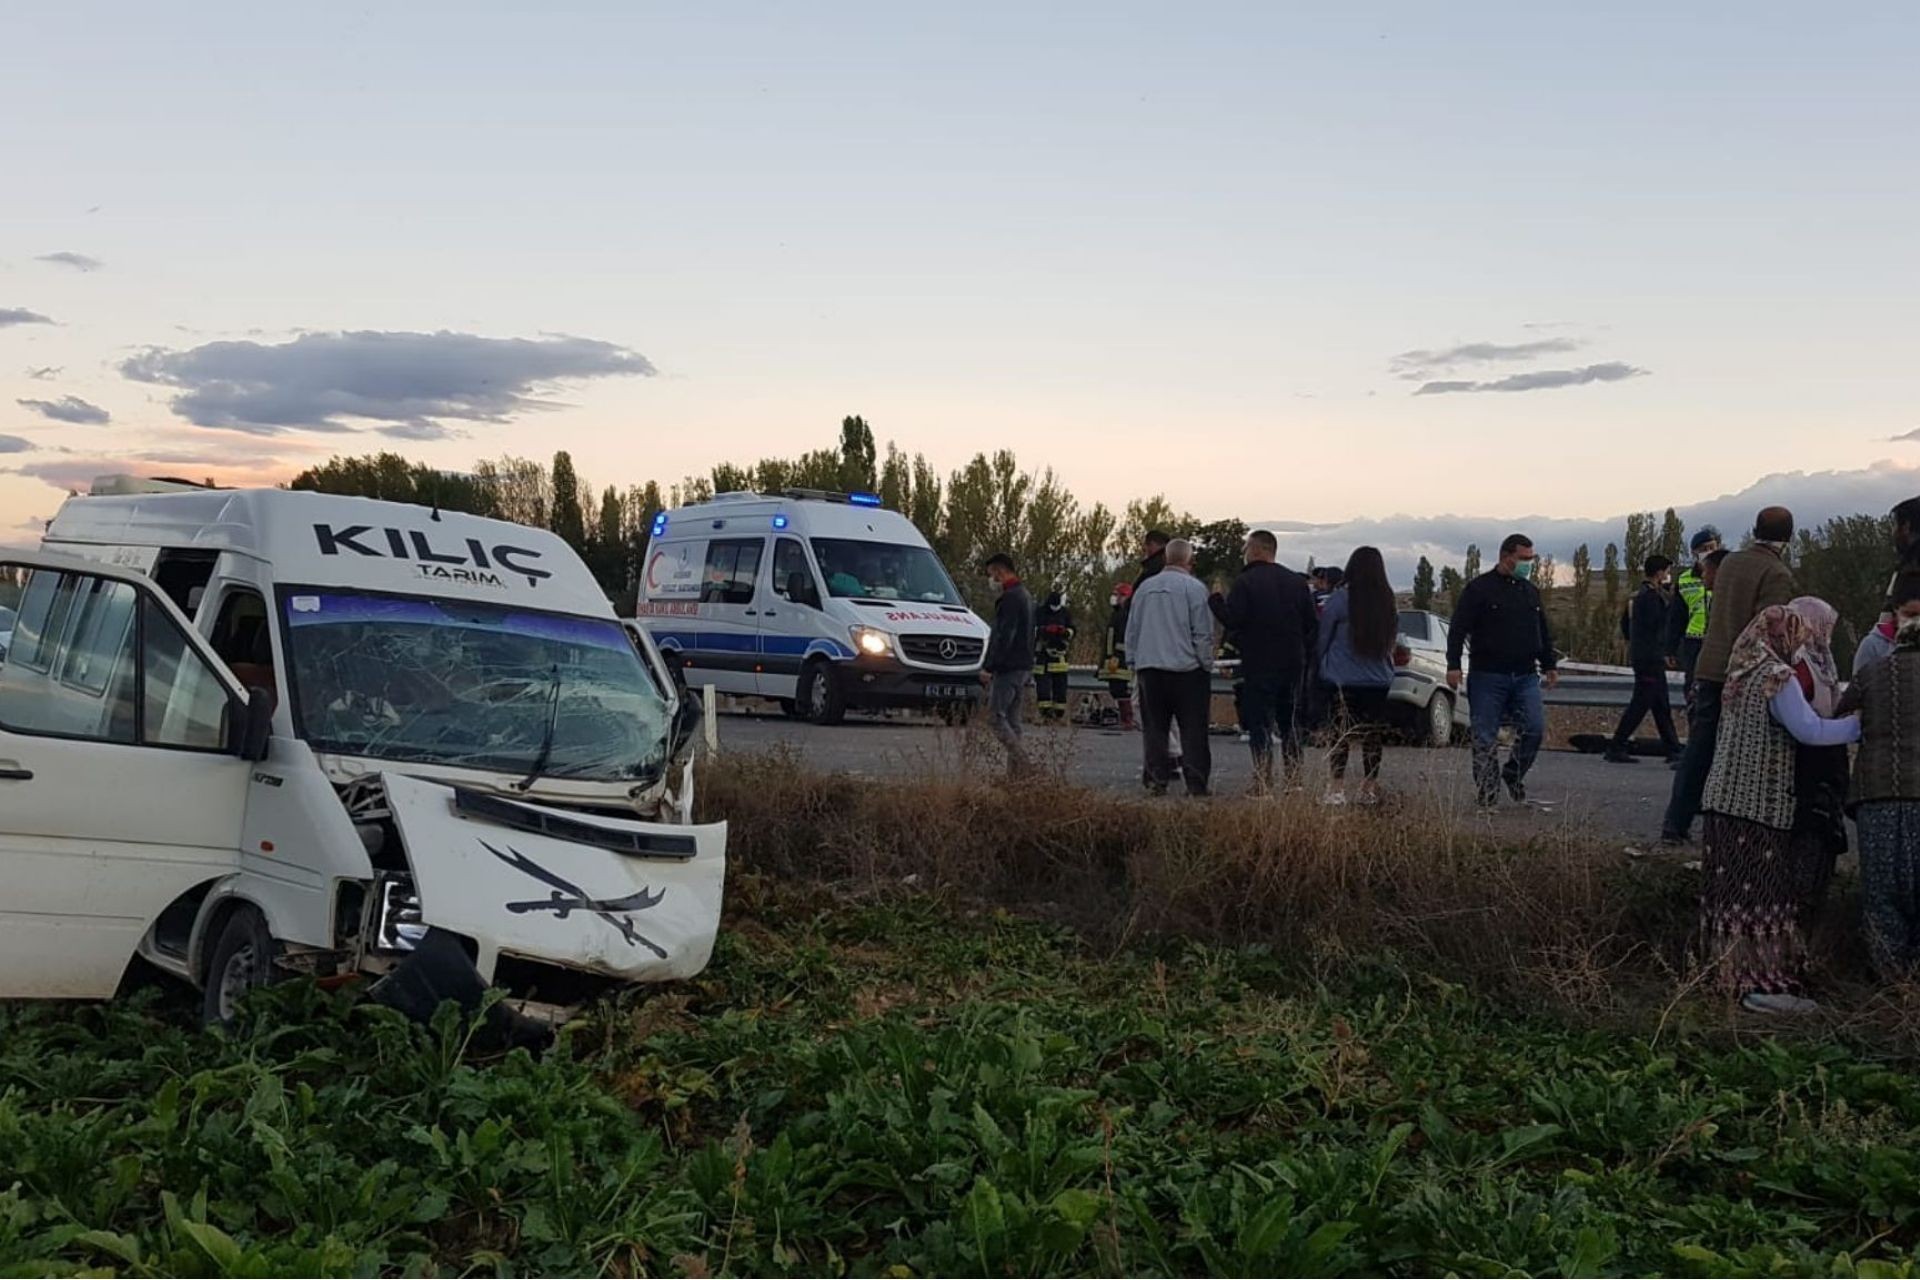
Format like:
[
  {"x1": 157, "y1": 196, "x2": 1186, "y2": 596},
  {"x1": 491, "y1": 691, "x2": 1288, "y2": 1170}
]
[
  {"x1": 1034, "y1": 600, "x2": 1075, "y2": 672},
  {"x1": 1677, "y1": 567, "x2": 1711, "y2": 639}
]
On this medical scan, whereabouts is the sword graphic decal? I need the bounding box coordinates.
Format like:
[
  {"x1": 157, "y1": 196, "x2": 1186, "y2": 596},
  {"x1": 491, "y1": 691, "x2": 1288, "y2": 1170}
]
[{"x1": 479, "y1": 839, "x2": 669, "y2": 958}]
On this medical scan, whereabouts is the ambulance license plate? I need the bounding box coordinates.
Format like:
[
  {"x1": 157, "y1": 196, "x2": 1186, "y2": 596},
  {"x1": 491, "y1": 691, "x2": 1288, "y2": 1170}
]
[{"x1": 926, "y1": 683, "x2": 972, "y2": 700}]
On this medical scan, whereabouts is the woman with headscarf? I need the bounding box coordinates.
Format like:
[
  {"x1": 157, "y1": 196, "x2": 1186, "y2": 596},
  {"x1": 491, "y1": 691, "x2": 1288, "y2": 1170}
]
[
  {"x1": 1699, "y1": 603, "x2": 1861, "y2": 1015},
  {"x1": 1787, "y1": 598, "x2": 1850, "y2": 923},
  {"x1": 1836, "y1": 581, "x2": 1920, "y2": 977}
]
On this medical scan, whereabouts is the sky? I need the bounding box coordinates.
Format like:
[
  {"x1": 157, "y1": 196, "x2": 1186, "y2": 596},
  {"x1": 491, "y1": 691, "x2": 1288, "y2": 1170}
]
[{"x1": 3, "y1": 1, "x2": 1917, "y2": 537}]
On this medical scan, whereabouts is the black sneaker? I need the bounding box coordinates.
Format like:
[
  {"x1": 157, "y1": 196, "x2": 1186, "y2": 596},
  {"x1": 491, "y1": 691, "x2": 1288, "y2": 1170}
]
[
  {"x1": 1659, "y1": 830, "x2": 1690, "y2": 847},
  {"x1": 1602, "y1": 748, "x2": 1638, "y2": 765},
  {"x1": 1503, "y1": 773, "x2": 1527, "y2": 803}
]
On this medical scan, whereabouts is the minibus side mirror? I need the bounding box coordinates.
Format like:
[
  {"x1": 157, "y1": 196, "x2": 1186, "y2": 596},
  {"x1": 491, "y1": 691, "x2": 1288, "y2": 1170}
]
[
  {"x1": 673, "y1": 684, "x2": 704, "y2": 745},
  {"x1": 229, "y1": 686, "x2": 274, "y2": 761}
]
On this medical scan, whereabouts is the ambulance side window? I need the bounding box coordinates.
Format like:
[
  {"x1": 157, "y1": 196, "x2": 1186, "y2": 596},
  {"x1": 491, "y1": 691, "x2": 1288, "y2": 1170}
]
[
  {"x1": 772, "y1": 538, "x2": 819, "y2": 608},
  {"x1": 701, "y1": 539, "x2": 763, "y2": 606}
]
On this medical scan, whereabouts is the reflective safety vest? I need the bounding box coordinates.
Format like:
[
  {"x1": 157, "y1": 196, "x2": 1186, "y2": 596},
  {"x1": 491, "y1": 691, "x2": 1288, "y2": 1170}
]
[{"x1": 1677, "y1": 567, "x2": 1711, "y2": 639}]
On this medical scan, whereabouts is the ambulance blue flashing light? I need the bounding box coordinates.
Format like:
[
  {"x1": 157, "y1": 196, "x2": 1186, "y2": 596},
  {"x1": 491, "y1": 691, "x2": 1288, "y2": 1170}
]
[
  {"x1": 772, "y1": 514, "x2": 789, "y2": 529},
  {"x1": 650, "y1": 512, "x2": 668, "y2": 536},
  {"x1": 848, "y1": 491, "x2": 883, "y2": 508}
]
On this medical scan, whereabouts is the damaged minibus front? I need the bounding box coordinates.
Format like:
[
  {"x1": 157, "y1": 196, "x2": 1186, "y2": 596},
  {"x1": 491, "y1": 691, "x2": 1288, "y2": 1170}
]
[{"x1": 0, "y1": 486, "x2": 725, "y2": 1025}]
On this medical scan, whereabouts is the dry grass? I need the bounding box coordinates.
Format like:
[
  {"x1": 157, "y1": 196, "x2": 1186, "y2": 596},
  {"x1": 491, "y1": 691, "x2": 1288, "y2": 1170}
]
[{"x1": 696, "y1": 745, "x2": 1699, "y2": 1017}]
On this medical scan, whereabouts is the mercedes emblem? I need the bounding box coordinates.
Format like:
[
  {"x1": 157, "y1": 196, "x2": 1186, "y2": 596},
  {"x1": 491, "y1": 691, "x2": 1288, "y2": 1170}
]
[{"x1": 938, "y1": 637, "x2": 959, "y2": 661}]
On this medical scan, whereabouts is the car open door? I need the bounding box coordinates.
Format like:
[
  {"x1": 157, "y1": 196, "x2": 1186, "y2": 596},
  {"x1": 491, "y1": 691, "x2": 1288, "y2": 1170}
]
[{"x1": 0, "y1": 549, "x2": 267, "y2": 998}]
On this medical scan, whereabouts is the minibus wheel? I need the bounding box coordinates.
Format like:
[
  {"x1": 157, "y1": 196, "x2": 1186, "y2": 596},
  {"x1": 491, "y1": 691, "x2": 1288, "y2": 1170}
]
[{"x1": 203, "y1": 904, "x2": 279, "y2": 1026}]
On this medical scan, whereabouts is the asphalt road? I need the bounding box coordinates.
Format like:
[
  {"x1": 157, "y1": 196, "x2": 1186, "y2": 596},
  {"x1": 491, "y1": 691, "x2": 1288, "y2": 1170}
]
[{"x1": 714, "y1": 708, "x2": 1679, "y2": 848}]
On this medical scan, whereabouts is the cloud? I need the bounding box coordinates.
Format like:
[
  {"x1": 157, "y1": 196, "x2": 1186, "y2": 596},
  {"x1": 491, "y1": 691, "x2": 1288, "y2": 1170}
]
[
  {"x1": 10, "y1": 448, "x2": 300, "y2": 494},
  {"x1": 0, "y1": 308, "x2": 53, "y2": 328},
  {"x1": 17, "y1": 395, "x2": 110, "y2": 425},
  {"x1": 1250, "y1": 461, "x2": 1920, "y2": 587},
  {"x1": 24, "y1": 366, "x2": 61, "y2": 380},
  {"x1": 0, "y1": 435, "x2": 33, "y2": 454},
  {"x1": 120, "y1": 328, "x2": 657, "y2": 436},
  {"x1": 1390, "y1": 337, "x2": 1580, "y2": 379},
  {"x1": 1890, "y1": 428, "x2": 1920, "y2": 443},
  {"x1": 36, "y1": 251, "x2": 102, "y2": 272},
  {"x1": 1413, "y1": 361, "x2": 1648, "y2": 396}
]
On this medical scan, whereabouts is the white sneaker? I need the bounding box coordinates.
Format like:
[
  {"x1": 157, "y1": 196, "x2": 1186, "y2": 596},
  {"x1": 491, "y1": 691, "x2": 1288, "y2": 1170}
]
[
  {"x1": 1741, "y1": 991, "x2": 1820, "y2": 1017},
  {"x1": 1321, "y1": 791, "x2": 1348, "y2": 808}
]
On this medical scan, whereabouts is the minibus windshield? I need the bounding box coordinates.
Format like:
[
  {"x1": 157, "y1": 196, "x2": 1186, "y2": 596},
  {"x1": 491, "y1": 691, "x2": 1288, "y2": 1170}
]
[
  {"x1": 280, "y1": 589, "x2": 670, "y2": 782},
  {"x1": 810, "y1": 538, "x2": 964, "y2": 605}
]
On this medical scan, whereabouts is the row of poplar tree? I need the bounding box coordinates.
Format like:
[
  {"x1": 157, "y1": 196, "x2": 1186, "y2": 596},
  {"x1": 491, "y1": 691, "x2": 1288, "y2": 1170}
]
[{"x1": 287, "y1": 417, "x2": 1899, "y2": 668}]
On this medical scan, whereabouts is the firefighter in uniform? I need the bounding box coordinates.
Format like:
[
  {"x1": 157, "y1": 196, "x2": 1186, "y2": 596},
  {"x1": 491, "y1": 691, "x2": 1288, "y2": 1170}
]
[
  {"x1": 1666, "y1": 526, "x2": 1721, "y2": 703},
  {"x1": 1101, "y1": 582, "x2": 1135, "y2": 729},
  {"x1": 1033, "y1": 584, "x2": 1076, "y2": 721}
]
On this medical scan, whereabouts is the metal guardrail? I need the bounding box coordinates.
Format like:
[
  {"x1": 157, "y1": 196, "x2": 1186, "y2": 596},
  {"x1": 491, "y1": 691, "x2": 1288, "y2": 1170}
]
[{"x1": 1064, "y1": 665, "x2": 1676, "y2": 709}]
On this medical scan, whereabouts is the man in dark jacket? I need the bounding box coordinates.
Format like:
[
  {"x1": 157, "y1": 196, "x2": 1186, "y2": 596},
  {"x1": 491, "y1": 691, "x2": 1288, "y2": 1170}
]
[
  {"x1": 1605, "y1": 555, "x2": 1682, "y2": 764},
  {"x1": 979, "y1": 553, "x2": 1034, "y2": 775},
  {"x1": 1446, "y1": 533, "x2": 1559, "y2": 808},
  {"x1": 1662, "y1": 507, "x2": 1796, "y2": 844},
  {"x1": 1208, "y1": 529, "x2": 1318, "y2": 789}
]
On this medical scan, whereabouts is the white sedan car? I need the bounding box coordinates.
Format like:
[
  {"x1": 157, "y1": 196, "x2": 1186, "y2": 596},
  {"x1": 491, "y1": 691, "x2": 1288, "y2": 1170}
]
[{"x1": 1388, "y1": 609, "x2": 1471, "y2": 747}]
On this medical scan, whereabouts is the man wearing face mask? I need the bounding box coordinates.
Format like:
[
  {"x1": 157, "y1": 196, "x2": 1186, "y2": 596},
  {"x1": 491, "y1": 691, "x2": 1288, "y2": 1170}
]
[
  {"x1": 1446, "y1": 533, "x2": 1560, "y2": 809},
  {"x1": 979, "y1": 553, "x2": 1035, "y2": 776},
  {"x1": 1604, "y1": 555, "x2": 1683, "y2": 764}
]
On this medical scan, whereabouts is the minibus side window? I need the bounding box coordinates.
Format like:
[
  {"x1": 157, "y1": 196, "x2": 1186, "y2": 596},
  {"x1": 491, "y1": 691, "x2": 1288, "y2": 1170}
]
[
  {"x1": 0, "y1": 567, "x2": 230, "y2": 752},
  {"x1": 0, "y1": 571, "x2": 138, "y2": 742}
]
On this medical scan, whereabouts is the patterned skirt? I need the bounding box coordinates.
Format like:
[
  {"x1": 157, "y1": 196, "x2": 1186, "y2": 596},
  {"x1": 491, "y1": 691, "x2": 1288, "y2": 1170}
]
[{"x1": 1699, "y1": 813, "x2": 1806, "y2": 995}]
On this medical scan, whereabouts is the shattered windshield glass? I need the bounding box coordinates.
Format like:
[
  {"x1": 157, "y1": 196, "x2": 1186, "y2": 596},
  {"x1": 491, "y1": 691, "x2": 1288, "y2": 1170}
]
[{"x1": 280, "y1": 589, "x2": 669, "y2": 782}]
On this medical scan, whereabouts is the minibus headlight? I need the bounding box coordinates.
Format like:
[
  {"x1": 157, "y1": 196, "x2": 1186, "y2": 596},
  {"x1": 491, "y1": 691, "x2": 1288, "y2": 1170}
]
[{"x1": 851, "y1": 626, "x2": 893, "y2": 657}]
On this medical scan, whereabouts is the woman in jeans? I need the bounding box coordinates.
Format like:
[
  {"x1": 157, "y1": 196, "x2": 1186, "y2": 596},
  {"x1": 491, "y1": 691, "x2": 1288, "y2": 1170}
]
[{"x1": 1316, "y1": 546, "x2": 1398, "y2": 806}]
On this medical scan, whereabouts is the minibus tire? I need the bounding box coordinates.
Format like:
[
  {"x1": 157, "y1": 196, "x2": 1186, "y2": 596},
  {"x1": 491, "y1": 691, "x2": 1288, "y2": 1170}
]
[
  {"x1": 798, "y1": 660, "x2": 847, "y2": 725},
  {"x1": 203, "y1": 904, "x2": 279, "y2": 1027}
]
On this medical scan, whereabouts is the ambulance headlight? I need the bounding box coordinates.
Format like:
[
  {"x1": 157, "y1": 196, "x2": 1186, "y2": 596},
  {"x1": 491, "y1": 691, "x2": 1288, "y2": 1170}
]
[{"x1": 851, "y1": 626, "x2": 893, "y2": 657}]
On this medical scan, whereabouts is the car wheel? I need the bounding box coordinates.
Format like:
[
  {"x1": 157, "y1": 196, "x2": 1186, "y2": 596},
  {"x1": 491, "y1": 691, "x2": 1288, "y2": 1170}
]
[
  {"x1": 797, "y1": 660, "x2": 846, "y2": 725},
  {"x1": 202, "y1": 903, "x2": 279, "y2": 1027},
  {"x1": 778, "y1": 697, "x2": 803, "y2": 719},
  {"x1": 1425, "y1": 691, "x2": 1454, "y2": 749}
]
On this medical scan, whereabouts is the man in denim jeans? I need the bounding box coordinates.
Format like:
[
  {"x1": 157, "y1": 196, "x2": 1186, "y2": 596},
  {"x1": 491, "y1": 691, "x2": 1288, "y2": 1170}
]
[{"x1": 1446, "y1": 534, "x2": 1560, "y2": 809}]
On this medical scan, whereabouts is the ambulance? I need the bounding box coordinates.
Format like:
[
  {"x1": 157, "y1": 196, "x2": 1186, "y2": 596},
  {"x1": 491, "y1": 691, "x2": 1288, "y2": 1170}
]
[
  {"x1": 0, "y1": 480, "x2": 724, "y2": 1024},
  {"x1": 637, "y1": 489, "x2": 988, "y2": 723}
]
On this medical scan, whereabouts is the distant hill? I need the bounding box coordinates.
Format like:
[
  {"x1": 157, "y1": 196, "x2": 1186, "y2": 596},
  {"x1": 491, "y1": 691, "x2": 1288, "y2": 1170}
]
[{"x1": 1256, "y1": 461, "x2": 1920, "y2": 586}]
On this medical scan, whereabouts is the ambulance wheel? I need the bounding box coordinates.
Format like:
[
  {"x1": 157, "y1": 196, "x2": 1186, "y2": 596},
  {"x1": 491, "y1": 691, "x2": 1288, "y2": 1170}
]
[
  {"x1": 203, "y1": 904, "x2": 279, "y2": 1027},
  {"x1": 798, "y1": 660, "x2": 846, "y2": 725}
]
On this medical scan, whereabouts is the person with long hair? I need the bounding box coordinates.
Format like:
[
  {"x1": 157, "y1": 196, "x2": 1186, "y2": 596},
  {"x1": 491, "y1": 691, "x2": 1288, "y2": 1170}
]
[
  {"x1": 1698, "y1": 602, "x2": 1859, "y2": 1015},
  {"x1": 1315, "y1": 546, "x2": 1398, "y2": 806}
]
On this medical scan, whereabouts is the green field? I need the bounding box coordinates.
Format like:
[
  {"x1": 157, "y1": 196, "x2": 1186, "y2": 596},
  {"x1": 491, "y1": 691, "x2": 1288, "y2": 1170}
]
[{"x1": 6, "y1": 869, "x2": 1920, "y2": 1278}]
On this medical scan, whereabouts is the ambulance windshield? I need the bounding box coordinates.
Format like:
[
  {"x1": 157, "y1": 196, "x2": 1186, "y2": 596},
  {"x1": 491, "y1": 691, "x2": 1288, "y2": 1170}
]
[
  {"x1": 810, "y1": 538, "x2": 964, "y2": 605},
  {"x1": 279, "y1": 589, "x2": 670, "y2": 782}
]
